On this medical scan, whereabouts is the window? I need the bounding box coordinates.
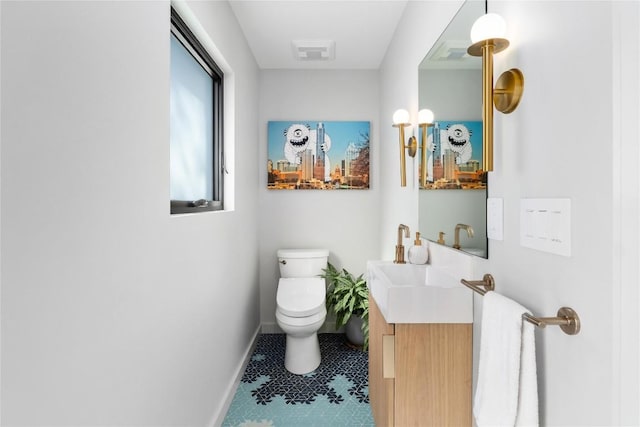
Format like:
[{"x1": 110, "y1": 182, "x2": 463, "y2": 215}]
[{"x1": 170, "y1": 8, "x2": 223, "y2": 214}]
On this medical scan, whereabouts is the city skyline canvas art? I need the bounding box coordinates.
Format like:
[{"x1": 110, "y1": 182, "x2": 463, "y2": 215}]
[{"x1": 267, "y1": 121, "x2": 370, "y2": 190}]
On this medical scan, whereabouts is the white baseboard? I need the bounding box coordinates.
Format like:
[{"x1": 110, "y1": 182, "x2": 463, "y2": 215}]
[
  {"x1": 261, "y1": 321, "x2": 342, "y2": 334},
  {"x1": 209, "y1": 324, "x2": 261, "y2": 427}
]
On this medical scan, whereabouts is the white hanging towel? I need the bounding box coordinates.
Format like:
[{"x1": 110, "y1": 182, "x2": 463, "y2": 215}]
[{"x1": 474, "y1": 291, "x2": 539, "y2": 427}]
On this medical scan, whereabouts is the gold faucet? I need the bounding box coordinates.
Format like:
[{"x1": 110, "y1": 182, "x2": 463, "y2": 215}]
[
  {"x1": 394, "y1": 224, "x2": 410, "y2": 264},
  {"x1": 453, "y1": 224, "x2": 474, "y2": 249}
]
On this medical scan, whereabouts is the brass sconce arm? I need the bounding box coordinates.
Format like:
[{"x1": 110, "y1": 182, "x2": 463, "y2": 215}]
[
  {"x1": 392, "y1": 109, "x2": 417, "y2": 187},
  {"x1": 417, "y1": 108, "x2": 434, "y2": 189},
  {"x1": 419, "y1": 123, "x2": 429, "y2": 188},
  {"x1": 467, "y1": 13, "x2": 524, "y2": 173}
]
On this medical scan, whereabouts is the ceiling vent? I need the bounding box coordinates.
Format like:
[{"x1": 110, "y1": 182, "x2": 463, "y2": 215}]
[
  {"x1": 292, "y1": 40, "x2": 335, "y2": 61},
  {"x1": 428, "y1": 40, "x2": 473, "y2": 62},
  {"x1": 422, "y1": 39, "x2": 481, "y2": 70}
]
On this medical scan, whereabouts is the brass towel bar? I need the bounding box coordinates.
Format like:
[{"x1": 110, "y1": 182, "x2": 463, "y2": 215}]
[{"x1": 460, "y1": 274, "x2": 581, "y2": 336}]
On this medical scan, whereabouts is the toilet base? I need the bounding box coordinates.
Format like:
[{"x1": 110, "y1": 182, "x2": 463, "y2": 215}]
[
  {"x1": 276, "y1": 308, "x2": 326, "y2": 375},
  {"x1": 284, "y1": 333, "x2": 321, "y2": 375}
]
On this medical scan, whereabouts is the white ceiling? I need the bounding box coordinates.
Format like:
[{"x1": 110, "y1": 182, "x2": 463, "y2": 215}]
[{"x1": 228, "y1": 0, "x2": 409, "y2": 70}]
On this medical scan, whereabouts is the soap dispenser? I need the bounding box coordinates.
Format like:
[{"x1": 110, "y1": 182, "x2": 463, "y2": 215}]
[{"x1": 408, "y1": 232, "x2": 429, "y2": 264}]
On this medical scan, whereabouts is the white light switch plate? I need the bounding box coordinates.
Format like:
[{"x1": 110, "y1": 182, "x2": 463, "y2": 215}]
[
  {"x1": 487, "y1": 198, "x2": 503, "y2": 241},
  {"x1": 520, "y1": 198, "x2": 571, "y2": 256}
]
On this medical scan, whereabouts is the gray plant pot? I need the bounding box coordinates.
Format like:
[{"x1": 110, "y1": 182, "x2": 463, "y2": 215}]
[{"x1": 345, "y1": 315, "x2": 365, "y2": 346}]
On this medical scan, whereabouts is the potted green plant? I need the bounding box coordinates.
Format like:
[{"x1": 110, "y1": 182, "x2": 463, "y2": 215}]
[{"x1": 321, "y1": 262, "x2": 369, "y2": 350}]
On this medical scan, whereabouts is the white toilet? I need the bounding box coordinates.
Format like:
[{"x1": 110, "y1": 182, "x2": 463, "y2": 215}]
[{"x1": 275, "y1": 248, "x2": 328, "y2": 375}]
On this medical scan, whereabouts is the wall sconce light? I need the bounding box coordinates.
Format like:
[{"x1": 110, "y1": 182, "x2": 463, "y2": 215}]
[
  {"x1": 467, "y1": 12, "x2": 524, "y2": 172},
  {"x1": 392, "y1": 109, "x2": 417, "y2": 187},
  {"x1": 418, "y1": 109, "x2": 435, "y2": 188}
]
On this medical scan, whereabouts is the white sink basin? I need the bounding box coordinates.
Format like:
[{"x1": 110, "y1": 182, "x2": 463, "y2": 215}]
[{"x1": 367, "y1": 261, "x2": 473, "y2": 324}]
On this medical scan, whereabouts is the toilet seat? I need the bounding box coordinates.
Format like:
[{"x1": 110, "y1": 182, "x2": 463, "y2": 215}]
[
  {"x1": 276, "y1": 278, "x2": 325, "y2": 318},
  {"x1": 276, "y1": 306, "x2": 327, "y2": 327}
]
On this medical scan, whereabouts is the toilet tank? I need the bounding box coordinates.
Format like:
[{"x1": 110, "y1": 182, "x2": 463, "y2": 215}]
[{"x1": 277, "y1": 249, "x2": 329, "y2": 278}]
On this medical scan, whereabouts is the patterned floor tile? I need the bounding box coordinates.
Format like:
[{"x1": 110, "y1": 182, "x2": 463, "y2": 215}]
[{"x1": 222, "y1": 334, "x2": 374, "y2": 427}]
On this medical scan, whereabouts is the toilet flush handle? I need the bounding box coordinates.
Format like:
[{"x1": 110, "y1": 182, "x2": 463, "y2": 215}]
[{"x1": 279, "y1": 259, "x2": 287, "y2": 265}]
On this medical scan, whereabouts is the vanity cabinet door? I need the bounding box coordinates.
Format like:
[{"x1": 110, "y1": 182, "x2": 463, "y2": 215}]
[
  {"x1": 369, "y1": 294, "x2": 472, "y2": 426},
  {"x1": 395, "y1": 323, "x2": 472, "y2": 426},
  {"x1": 369, "y1": 295, "x2": 395, "y2": 426}
]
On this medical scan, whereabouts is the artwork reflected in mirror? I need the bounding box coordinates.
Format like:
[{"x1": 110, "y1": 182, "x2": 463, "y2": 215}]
[
  {"x1": 423, "y1": 120, "x2": 484, "y2": 190},
  {"x1": 418, "y1": 0, "x2": 488, "y2": 258}
]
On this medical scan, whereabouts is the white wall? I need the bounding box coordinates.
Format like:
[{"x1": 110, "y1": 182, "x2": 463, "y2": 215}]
[
  {"x1": 486, "y1": 2, "x2": 614, "y2": 424},
  {"x1": 419, "y1": 68, "x2": 481, "y2": 120},
  {"x1": 0, "y1": 1, "x2": 260, "y2": 425},
  {"x1": 381, "y1": 1, "x2": 640, "y2": 425},
  {"x1": 258, "y1": 70, "x2": 381, "y2": 331},
  {"x1": 611, "y1": 3, "x2": 640, "y2": 423}
]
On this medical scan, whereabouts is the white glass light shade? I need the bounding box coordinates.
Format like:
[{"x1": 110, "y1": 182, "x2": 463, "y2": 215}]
[
  {"x1": 470, "y1": 13, "x2": 507, "y2": 43},
  {"x1": 418, "y1": 109, "x2": 434, "y2": 125},
  {"x1": 392, "y1": 109, "x2": 410, "y2": 125}
]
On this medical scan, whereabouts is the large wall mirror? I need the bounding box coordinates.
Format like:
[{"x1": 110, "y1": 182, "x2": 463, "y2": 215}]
[{"x1": 418, "y1": 0, "x2": 488, "y2": 258}]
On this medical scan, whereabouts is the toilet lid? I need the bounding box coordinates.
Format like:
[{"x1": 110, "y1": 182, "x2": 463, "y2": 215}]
[
  {"x1": 277, "y1": 248, "x2": 329, "y2": 259},
  {"x1": 276, "y1": 278, "x2": 326, "y2": 317}
]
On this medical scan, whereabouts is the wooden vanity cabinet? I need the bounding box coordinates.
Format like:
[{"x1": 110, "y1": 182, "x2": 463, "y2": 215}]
[{"x1": 368, "y1": 295, "x2": 472, "y2": 426}]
